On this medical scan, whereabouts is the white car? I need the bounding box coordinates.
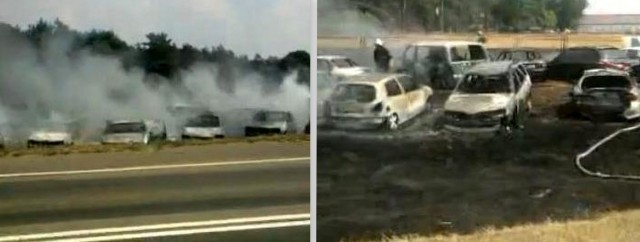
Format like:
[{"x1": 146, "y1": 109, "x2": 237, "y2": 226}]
[
  {"x1": 102, "y1": 120, "x2": 167, "y2": 144},
  {"x1": 396, "y1": 41, "x2": 491, "y2": 89},
  {"x1": 244, "y1": 110, "x2": 297, "y2": 136},
  {"x1": 569, "y1": 68, "x2": 640, "y2": 120},
  {"x1": 324, "y1": 73, "x2": 434, "y2": 130},
  {"x1": 181, "y1": 112, "x2": 225, "y2": 139},
  {"x1": 318, "y1": 55, "x2": 370, "y2": 79},
  {"x1": 27, "y1": 121, "x2": 77, "y2": 147},
  {"x1": 443, "y1": 61, "x2": 532, "y2": 134}
]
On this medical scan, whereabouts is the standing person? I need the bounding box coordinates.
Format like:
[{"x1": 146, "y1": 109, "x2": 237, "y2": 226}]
[
  {"x1": 476, "y1": 30, "x2": 487, "y2": 44},
  {"x1": 373, "y1": 38, "x2": 391, "y2": 73}
]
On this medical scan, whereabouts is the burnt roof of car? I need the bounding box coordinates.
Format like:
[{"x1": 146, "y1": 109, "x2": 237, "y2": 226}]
[
  {"x1": 467, "y1": 61, "x2": 513, "y2": 75},
  {"x1": 344, "y1": 73, "x2": 405, "y2": 83},
  {"x1": 500, "y1": 48, "x2": 539, "y2": 52}
]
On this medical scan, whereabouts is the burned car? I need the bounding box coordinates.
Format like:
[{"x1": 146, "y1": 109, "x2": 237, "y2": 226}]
[
  {"x1": 181, "y1": 112, "x2": 225, "y2": 139},
  {"x1": 102, "y1": 120, "x2": 167, "y2": 145},
  {"x1": 396, "y1": 41, "x2": 490, "y2": 89},
  {"x1": 318, "y1": 55, "x2": 371, "y2": 79},
  {"x1": 324, "y1": 73, "x2": 434, "y2": 130},
  {"x1": 568, "y1": 69, "x2": 640, "y2": 121},
  {"x1": 244, "y1": 110, "x2": 297, "y2": 136},
  {"x1": 443, "y1": 61, "x2": 532, "y2": 134},
  {"x1": 547, "y1": 46, "x2": 640, "y2": 81},
  {"x1": 495, "y1": 49, "x2": 547, "y2": 81},
  {"x1": 27, "y1": 121, "x2": 78, "y2": 147}
]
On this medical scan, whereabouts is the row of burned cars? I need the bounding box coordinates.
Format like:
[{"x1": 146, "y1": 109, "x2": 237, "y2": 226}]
[
  {"x1": 319, "y1": 40, "x2": 640, "y2": 134},
  {"x1": 0, "y1": 106, "x2": 307, "y2": 149}
]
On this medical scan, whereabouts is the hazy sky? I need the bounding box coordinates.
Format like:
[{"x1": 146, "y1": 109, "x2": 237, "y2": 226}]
[
  {"x1": 0, "y1": 0, "x2": 311, "y2": 57},
  {"x1": 585, "y1": 0, "x2": 640, "y2": 14}
]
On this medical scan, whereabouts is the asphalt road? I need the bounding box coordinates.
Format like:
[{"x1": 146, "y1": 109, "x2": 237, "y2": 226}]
[{"x1": 0, "y1": 142, "x2": 310, "y2": 241}]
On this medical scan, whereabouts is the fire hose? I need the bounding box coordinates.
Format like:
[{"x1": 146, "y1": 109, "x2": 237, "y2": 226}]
[{"x1": 575, "y1": 122, "x2": 640, "y2": 181}]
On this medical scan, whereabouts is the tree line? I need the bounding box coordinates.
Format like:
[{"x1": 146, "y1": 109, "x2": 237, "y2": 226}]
[
  {"x1": 339, "y1": 0, "x2": 588, "y2": 32},
  {"x1": 2, "y1": 19, "x2": 309, "y2": 90}
]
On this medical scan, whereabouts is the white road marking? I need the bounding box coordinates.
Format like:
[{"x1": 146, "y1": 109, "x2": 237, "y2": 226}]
[
  {"x1": 0, "y1": 157, "x2": 309, "y2": 179},
  {"x1": 0, "y1": 214, "x2": 310, "y2": 242},
  {"x1": 51, "y1": 220, "x2": 310, "y2": 242}
]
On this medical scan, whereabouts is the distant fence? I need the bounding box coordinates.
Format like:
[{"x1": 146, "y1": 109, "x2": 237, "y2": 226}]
[{"x1": 318, "y1": 33, "x2": 626, "y2": 50}]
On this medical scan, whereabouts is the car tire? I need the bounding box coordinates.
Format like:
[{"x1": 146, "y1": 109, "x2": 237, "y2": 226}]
[{"x1": 424, "y1": 97, "x2": 434, "y2": 114}]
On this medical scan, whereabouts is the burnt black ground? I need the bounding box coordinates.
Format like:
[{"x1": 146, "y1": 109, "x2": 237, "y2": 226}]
[{"x1": 317, "y1": 47, "x2": 640, "y2": 242}]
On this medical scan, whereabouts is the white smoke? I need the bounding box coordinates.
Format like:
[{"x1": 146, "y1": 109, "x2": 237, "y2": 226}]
[
  {"x1": 0, "y1": 25, "x2": 309, "y2": 144},
  {"x1": 318, "y1": 0, "x2": 387, "y2": 37}
]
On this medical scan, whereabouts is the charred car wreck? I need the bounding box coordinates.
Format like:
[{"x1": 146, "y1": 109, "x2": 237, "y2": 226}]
[
  {"x1": 443, "y1": 61, "x2": 532, "y2": 134},
  {"x1": 568, "y1": 68, "x2": 640, "y2": 121},
  {"x1": 181, "y1": 112, "x2": 225, "y2": 139},
  {"x1": 324, "y1": 73, "x2": 434, "y2": 130},
  {"x1": 244, "y1": 110, "x2": 297, "y2": 137},
  {"x1": 102, "y1": 120, "x2": 167, "y2": 145},
  {"x1": 27, "y1": 121, "x2": 78, "y2": 147}
]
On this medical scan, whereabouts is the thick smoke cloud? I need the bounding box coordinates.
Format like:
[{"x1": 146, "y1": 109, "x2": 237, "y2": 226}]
[
  {"x1": 318, "y1": 0, "x2": 387, "y2": 37},
  {"x1": 0, "y1": 24, "x2": 309, "y2": 144}
]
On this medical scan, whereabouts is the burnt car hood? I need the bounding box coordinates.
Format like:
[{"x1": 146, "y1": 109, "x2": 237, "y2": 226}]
[
  {"x1": 28, "y1": 131, "x2": 71, "y2": 142},
  {"x1": 445, "y1": 93, "x2": 512, "y2": 114}
]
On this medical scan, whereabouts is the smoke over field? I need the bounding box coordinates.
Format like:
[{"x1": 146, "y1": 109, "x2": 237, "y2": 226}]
[
  {"x1": 0, "y1": 22, "x2": 309, "y2": 144},
  {"x1": 318, "y1": 0, "x2": 387, "y2": 37}
]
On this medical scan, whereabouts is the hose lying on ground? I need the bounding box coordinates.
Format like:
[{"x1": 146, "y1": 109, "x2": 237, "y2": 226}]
[{"x1": 575, "y1": 122, "x2": 640, "y2": 181}]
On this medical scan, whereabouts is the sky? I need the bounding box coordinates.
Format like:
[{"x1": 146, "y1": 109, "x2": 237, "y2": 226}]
[
  {"x1": 585, "y1": 0, "x2": 640, "y2": 15},
  {"x1": 0, "y1": 0, "x2": 311, "y2": 57}
]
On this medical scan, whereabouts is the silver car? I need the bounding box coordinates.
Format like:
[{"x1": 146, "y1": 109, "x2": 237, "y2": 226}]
[
  {"x1": 244, "y1": 111, "x2": 297, "y2": 136},
  {"x1": 181, "y1": 112, "x2": 225, "y2": 139},
  {"x1": 102, "y1": 120, "x2": 167, "y2": 145},
  {"x1": 570, "y1": 68, "x2": 640, "y2": 120},
  {"x1": 27, "y1": 121, "x2": 77, "y2": 147}
]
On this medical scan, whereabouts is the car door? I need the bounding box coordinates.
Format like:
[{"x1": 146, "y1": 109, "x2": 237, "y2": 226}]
[
  {"x1": 516, "y1": 64, "x2": 532, "y2": 98},
  {"x1": 513, "y1": 65, "x2": 531, "y2": 118},
  {"x1": 396, "y1": 75, "x2": 425, "y2": 117},
  {"x1": 449, "y1": 45, "x2": 471, "y2": 79},
  {"x1": 384, "y1": 78, "x2": 410, "y2": 121}
]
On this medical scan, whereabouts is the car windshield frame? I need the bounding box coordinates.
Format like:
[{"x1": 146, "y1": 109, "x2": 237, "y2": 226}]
[
  {"x1": 36, "y1": 121, "x2": 70, "y2": 132},
  {"x1": 331, "y1": 58, "x2": 354, "y2": 68},
  {"x1": 581, "y1": 75, "x2": 631, "y2": 90},
  {"x1": 254, "y1": 112, "x2": 289, "y2": 122},
  {"x1": 415, "y1": 45, "x2": 449, "y2": 63},
  {"x1": 456, "y1": 73, "x2": 513, "y2": 94},
  {"x1": 185, "y1": 115, "x2": 221, "y2": 127},
  {"x1": 105, "y1": 122, "x2": 146, "y2": 134},
  {"x1": 332, "y1": 83, "x2": 377, "y2": 103},
  {"x1": 600, "y1": 49, "x2": 629, "y2": 60}
]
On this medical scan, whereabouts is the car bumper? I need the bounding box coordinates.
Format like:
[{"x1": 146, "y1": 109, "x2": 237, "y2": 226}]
[
  {"x1": 575, "y1": 102, "x2": 640, "y2": 120},
  {"x1": 27, "y1": 140, "x2": 68, "y2": 147},
  {"x1": 329, "y1": 116, "x2": 386, "y2": 130},
  {"x1": 182, "y1": 133, "x2": 224, "y2": 139},
  {"x1": 443, "y1": 124, "x2": 501, "y2": 134},
  {"x1": 245, "y1": 127, "x2": 283, "y2": 137}
]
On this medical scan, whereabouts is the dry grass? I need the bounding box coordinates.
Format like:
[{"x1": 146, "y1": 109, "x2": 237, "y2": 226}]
[
  {"x1": 530, "y1": 81, "x2": 573, "y2": 118},
  {"x1": 318, "y1": 33, "x2": 625, "y2": 49},
  {"x1": 0, "y1": 134, "x2": 310, "y2": 158},
  {"x1": 379, "y1": 209, "x2": 640, "y2": 242}
]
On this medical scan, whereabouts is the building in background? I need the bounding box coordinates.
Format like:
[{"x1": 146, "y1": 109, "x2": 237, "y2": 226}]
[{"x1": 578, "y1": 14, "x2": 640, "y2": 33}]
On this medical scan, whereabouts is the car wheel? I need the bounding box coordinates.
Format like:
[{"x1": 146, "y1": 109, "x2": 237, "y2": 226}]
[
  {"x1": 424, "y1": 97, "x2": 434, "y2": 114},
  {"x1": 384, "y1": 113, "x2": 400, "y2": 131},
  {"x1": 512, "y1": 108, "x2": 524, "y2": 130}
]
